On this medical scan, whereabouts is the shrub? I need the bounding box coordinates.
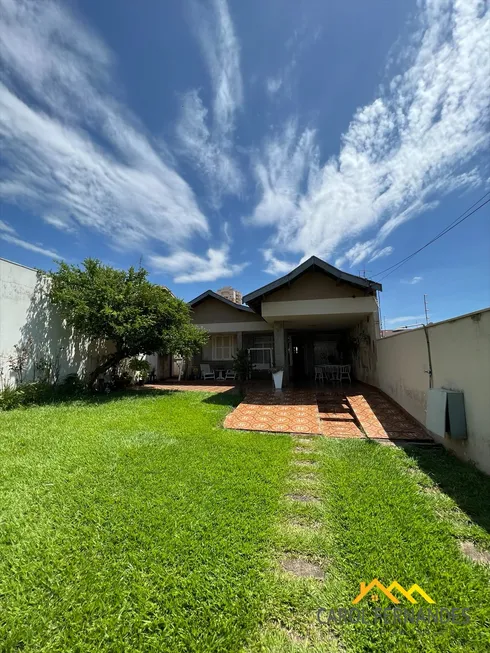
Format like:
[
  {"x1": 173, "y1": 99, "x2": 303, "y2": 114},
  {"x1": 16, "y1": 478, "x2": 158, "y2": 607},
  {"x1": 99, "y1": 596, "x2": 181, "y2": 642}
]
[
  {"x1": 59, "y1": 373, "x2": 87, "y2": 396},
  {"x1": 0, "y1": 386, "x2": 24, "y2": 410},
  {"x1": 128, "y1": 358, "x2": 151, "y2": 384},
  {"x1": 0, "y1": 374, "x2": 88, "y2": 410},
  {"x1": 232, "y1": 349, "x2": 254, "y2": 382}
]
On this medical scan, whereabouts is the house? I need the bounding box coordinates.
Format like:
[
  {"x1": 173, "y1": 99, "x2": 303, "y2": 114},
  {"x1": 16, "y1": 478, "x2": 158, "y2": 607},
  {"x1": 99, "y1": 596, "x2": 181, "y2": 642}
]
[{"x1": 187, "y1": 256, "x2": 382, "y2": 385}]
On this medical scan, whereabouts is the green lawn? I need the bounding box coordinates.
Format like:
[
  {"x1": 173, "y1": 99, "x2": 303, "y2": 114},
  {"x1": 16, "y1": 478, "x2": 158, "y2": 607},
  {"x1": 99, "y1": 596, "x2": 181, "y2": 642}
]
[
  {"x1": 0, "y1": 391, "x2": 291, "y2": 652},
  {"x1": 1, "y1": 391, "x2": 489, "y2": 652}
]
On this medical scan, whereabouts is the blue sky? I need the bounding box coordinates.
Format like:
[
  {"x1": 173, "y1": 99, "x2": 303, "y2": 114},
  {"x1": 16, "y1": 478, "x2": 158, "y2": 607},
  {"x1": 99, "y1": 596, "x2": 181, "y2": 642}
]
[{"x1": 1, "y1": 0, "x2": 489, "y2": 327}]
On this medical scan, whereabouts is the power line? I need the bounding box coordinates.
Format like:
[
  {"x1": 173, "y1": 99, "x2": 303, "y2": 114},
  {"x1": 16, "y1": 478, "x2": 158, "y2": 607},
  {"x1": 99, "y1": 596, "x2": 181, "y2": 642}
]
[
  {"x1": 374, "y1": 193, "x2": 490, "y2": 280},
  {"x1": 372, "y1": 192, "x2": 490, "y2": 282}
]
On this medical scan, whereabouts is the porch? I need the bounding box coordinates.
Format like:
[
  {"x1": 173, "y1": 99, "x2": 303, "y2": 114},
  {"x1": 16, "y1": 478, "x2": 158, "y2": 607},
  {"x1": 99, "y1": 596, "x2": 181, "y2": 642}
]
[{"x1": 189, "y1": 330, "x2": 275, "y2": 380}]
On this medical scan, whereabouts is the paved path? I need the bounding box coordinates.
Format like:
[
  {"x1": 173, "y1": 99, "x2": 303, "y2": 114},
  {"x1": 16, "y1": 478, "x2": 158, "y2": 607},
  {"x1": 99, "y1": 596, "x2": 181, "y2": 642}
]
[
  {"x1": 224, "y1": 389, "x2": 321, "y2": 434},
  {"x1": 224, "y1": 384, "x2": 431, "y2": 441},
  {"x1": 144, "y1": 382, "x2": 237, "y2": 393}
]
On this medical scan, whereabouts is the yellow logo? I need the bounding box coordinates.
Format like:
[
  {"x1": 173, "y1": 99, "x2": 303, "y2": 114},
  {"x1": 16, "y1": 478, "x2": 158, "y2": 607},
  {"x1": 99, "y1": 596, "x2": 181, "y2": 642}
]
[{"x1": 352, "y1": 579, "x2": 435, "y2": 605}]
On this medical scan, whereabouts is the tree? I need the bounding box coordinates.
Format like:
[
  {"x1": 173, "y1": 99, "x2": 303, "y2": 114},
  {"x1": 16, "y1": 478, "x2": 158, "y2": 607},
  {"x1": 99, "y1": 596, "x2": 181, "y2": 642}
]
[{"x1": 48, "y1": 259, "x2": 208, "y2": 384}]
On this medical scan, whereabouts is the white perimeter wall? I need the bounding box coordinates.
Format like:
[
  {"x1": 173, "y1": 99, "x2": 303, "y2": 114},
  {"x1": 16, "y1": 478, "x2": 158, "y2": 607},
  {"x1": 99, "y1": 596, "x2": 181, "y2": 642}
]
[
  {"x1": 0, "y1": 258, "x2": 104, "y2": 386},
  {"x1": 357, "y1": 308, "x2": 490, "y2": 474}
]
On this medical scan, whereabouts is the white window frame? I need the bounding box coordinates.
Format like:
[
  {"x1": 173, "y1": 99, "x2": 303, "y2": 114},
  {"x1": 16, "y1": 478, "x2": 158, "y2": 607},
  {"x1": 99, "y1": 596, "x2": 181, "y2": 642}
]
[
  {"x1": 247, "y1": 334, "x2": 274, "y2": 369},
  {"x1": 211, "y1": 335, "x2": 236, "y2": 360}
]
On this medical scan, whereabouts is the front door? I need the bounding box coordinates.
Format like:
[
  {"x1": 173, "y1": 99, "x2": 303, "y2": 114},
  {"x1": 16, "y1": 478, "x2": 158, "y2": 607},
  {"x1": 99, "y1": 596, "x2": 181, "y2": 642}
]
[{"x1": 291, "y1": 335, "x2": 307, "y2": 384}]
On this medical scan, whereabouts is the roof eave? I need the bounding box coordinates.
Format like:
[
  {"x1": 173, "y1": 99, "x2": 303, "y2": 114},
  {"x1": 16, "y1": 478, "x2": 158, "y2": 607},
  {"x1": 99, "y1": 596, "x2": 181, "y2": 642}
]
[{"x1": 188, "y1": 289, "x2": 254, "y2": 312}]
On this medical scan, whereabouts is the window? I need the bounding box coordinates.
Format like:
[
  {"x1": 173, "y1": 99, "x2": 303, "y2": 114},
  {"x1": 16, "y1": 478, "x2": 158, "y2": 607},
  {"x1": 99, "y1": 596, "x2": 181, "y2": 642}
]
[
  {"x1": 247, "y1": 334, "x2": 273, "y2": 369},
  {"x1": 212, "y1": 335, "x2": 235, "y2": 360}
]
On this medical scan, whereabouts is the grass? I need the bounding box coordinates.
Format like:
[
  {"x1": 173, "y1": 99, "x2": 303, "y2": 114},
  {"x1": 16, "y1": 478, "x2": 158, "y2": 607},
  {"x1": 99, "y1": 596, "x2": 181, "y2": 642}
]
[
  {"x1": 1, "y1": 391, "x2": 490, "y2": 652},
  {"x1": 258, "y1": 438, "x2": 490, "y2": 652},
  {"x1": 0, "y1": 390, "x2": 291, "y2": 652}
]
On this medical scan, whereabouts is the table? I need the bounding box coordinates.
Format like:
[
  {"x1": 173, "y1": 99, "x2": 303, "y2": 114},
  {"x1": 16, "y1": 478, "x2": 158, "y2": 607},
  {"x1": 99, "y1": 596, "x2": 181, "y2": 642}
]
[
  {"x1": 215, "y1": 369, "x2": 225, "y2": 381},
  {"x1": 320, "y1": 364, "x2": 350, "y2": 381}
]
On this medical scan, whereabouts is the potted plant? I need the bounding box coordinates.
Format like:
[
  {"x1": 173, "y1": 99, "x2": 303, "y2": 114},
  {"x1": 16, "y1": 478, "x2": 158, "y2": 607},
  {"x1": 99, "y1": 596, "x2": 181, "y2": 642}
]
[{"x1": 271, "y1": 366, "x2": 284, "y2": 390}]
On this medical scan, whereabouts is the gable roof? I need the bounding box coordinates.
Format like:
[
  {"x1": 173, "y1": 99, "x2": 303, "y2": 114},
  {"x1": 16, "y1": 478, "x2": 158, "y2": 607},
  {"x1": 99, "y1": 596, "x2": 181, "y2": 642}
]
[
  {"x1": 243, "y1": 256, "x2": 382, "y2": 306},
  {"x1": 188, "y1": 289, "x2": 254, "y2": 312}
]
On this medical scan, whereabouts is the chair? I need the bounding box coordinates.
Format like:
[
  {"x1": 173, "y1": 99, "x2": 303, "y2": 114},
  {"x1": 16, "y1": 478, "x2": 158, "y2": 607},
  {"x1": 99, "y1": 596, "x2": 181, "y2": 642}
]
[
  {"x1": 314, "y1": 366, "x2": 324, "y2": 383},
  {"x1": 339, "y1": 365, "x2": 351, "y2": 384},
  {"x1": 329, "y1": 365, "x2": 341, "y2": 383},
  {"x1": 225, "y1": 369, "x2": 237, "y2": 380},
  {"x1": 200, "y1": 364, "x2": 216, "y2": 381},
  {"x1": 321, "y1": 364, "x2": 333, "y2": 382}
]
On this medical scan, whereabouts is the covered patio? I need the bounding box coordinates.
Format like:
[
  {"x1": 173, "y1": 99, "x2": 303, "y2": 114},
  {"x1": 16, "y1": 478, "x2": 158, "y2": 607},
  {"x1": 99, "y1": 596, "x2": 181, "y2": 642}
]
[{"x1": 242, "y1": 256, "x2": 382, "y2": 387}]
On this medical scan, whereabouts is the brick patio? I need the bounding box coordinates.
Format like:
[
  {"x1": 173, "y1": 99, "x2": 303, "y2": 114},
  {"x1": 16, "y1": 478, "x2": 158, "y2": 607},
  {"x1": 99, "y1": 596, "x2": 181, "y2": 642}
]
[
  {"x1": 224, "y1": 384, "x2": 431, "y2": 441},
  {"x1": 144, "y1": 382, "x2": 238, "y2": 394},
  {"x1": 224, "y1": 390, "x2": 321, "y2": 434}
]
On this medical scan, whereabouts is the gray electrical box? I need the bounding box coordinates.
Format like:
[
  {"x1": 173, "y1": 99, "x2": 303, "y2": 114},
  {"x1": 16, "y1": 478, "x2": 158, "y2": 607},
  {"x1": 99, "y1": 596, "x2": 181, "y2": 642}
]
[{"x1": 426, "y1": 388, "x2": 467, "y2": 439}]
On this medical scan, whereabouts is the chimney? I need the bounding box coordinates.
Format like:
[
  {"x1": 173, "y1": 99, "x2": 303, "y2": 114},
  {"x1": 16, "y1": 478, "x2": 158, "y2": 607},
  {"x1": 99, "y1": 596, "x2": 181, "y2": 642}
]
[{"x1": 217, "y1": 286, "x2": 243, "y2": 305}]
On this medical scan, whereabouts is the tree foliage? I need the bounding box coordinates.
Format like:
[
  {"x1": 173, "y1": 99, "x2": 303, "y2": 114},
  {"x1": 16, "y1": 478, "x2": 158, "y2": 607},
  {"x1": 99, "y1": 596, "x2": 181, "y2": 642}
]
[{"x1": 48, "y1": 259, "x2": 208, "y2": 383}]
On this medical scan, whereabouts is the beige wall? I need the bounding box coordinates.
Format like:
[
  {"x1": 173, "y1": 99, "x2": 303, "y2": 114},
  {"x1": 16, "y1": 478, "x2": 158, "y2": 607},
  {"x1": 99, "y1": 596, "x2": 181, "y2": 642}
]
[
  {"x1": 349, "y1": 313, "x2": 380, "y2": 383},
  {"x1": 263, "y1": 270, "x2": 370, "y2": 302},
  {"x1": 191, "y1": 297, "x2": 267, "y2": 324},
  {"x1": 359, "y1": 309, "x2": 490, "y2": 474},
  {"x1": 262, "y1": 296, "x2": 378, "y2": 322}
]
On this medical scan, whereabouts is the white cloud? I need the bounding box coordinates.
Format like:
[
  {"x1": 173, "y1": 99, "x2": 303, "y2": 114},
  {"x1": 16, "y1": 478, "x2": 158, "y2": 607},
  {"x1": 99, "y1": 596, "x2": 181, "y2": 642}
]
[
  {"x1": 385, "y1": 315, "x2": 425, "y2": 326},
  {"x1": 0, "y1": 0, "x2": 209, "y2": 250},
  {"x1": 0, "y1": 219, "x2": 16, "y2": 235},
  {"x1": 369, "y1": 246, "x2": 393, "y2": 262},
  {"x1": 176, "y1": 90, "x2": 242, "y2": 202},
  {"x1": 266, "y1": 77, "x2": 283, "y2": 96},
  {"x1": 402, "y1": 276, "x2": 423, "y2": 285},
  {"x1": 0, "y1": 232, "x2": 60, "y2": 259},
  {"x1": 248, "y1": 0, "x2": 490, "y2": 262},
  {"x1": 43, "y1": 214, "x2": 77, "y2": 233},
  {"x1": 150, "y1": 244, "x2": 248, "y2": 283},
  {"x1": 262, "y1": 248, "x2": 297, "y2": 276},
  {"x1": 176, "y1": 0, "x2": 243, "y2": 203}
]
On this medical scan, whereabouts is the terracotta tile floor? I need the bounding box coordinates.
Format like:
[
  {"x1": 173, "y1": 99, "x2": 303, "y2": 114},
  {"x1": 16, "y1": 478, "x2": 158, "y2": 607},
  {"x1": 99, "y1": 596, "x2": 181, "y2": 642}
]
[
  {"x1": 347, "y1": 392, "x2": 430, "y2": 440},
  {"x1": 224, "y1": 384, "x2": 432, "y2": 441},
  {"x1": 144, "y1": 382, "x2": 237, "y2": 393},
  {"x1": 224, "y1": 390, "x2": 321, "y2": 434},
  {"x1": 316, "y1": 393, "x2": 364, "y2": 438}
]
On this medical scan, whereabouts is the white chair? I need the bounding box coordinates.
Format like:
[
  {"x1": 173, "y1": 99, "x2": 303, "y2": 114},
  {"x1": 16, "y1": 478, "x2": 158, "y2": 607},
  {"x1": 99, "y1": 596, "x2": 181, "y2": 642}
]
[
  {"x1": 200, "y1": 364, "x2": 216, "y2": 381},
  {"x1": 225, "y1": 369, "x2": 237, "y2": 380},
  {"x1": 339, "y1": 365, "x2": 351, "y2": 384},
  {"x1": 314, "y1": 366, "x2": 324, "y2": 383}
]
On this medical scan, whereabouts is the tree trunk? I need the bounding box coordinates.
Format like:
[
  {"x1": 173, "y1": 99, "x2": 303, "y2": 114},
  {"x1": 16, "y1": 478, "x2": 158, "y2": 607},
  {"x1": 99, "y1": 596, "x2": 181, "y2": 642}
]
[{"x1": 88, "y1": 351, "x2": 126, "y2": 386}]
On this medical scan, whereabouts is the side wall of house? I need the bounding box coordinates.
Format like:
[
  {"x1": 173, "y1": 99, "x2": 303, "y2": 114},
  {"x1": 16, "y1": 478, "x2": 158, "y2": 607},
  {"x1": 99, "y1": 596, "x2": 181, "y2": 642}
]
[
  {"x1": 358, "y1": 309, "x2": 490, "y2": 474},
  {"x1": 0, "y1": 258, "x2": 105, "y2": 386}
]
